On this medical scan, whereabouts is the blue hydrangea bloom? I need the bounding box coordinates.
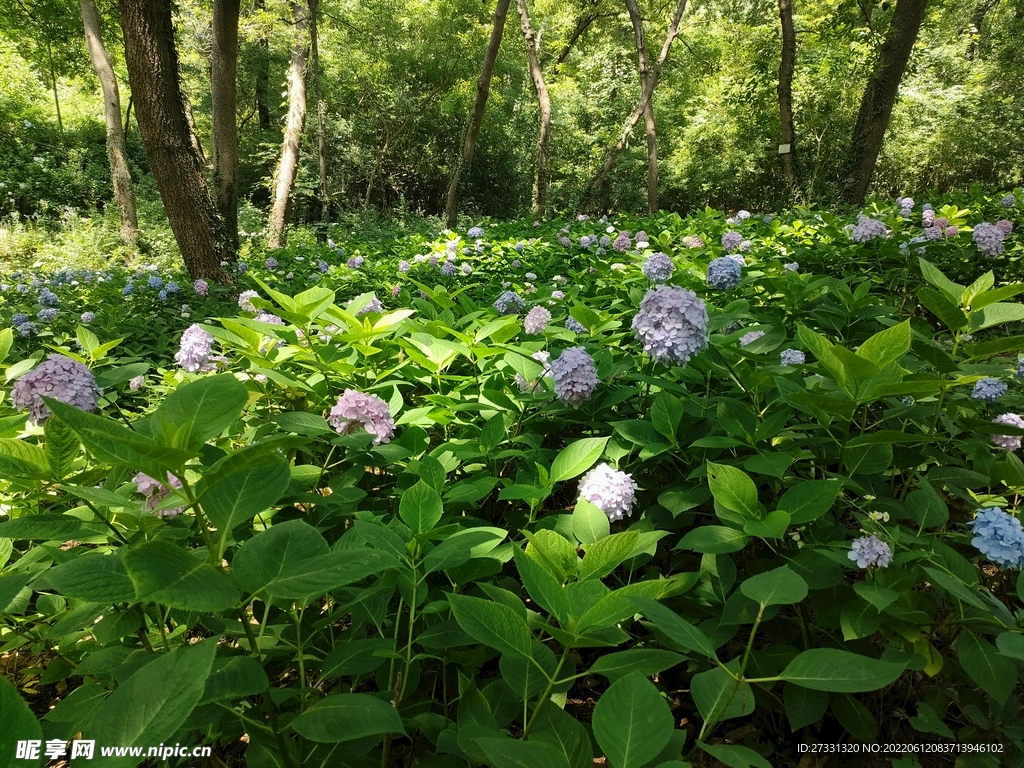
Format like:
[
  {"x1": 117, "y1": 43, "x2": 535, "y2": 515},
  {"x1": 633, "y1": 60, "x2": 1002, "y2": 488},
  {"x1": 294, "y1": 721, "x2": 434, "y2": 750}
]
[
  {"x1": 1016, "y1": 359, "x2": 1024, "y2": 379},
  {"x1": 122, "y1": 284, "x2": 134, "y2": 296},
  {"x1": 550, "y1": 346, "x2": 599, "y2": 407},
  {"x1": 440, "y1": 261, "x2": 456, "y2": 276},
  {"x1": 972, "y1": 378, "x2": 1007, "y2": 402},
  {"x1": 566, "y1": 317, "x2": 586, "y2": 334},
  {"x1": 80, "y1": 312, "x2": 95, "y2": 324},
  {"x1": 39, "y1": 289, "x2": 59, "y2": 307},
  {"x1": 165, "y1": 281, "x2": 179, "y2": 294},
  {"x1": 16, "y1": 322, "x2": 37, "y2": 337},
  {"x1": 158, "y1": 290, "x2": 168, "y2": 301},
  {"x1": 642, "y1": 252, "x2": 674, "y2": 283},
  {"x1": 12, "y1": 313, "x2": 28, "y2": 326},
  {"x1": 707, "y1": 256, "x2": 742, "y2": 290},
  {"x1": 969, "y1": 508, "x2": 1024, "y2": 569},
  {"x1": 779, "y1": 349, "x2": 805, "y2": 366},
  {"x1": 468, "y1": 226, "x2": 485, "y2": 239},
  {"x1": 147, "y1": 275, "x2": 164, "y2": 290},
  {"x1": 494, "y1": 291, "x2": 526, "y2": 315},
  {"x1": 37, "y1": 308, "x2": 57, "y2": 322}
]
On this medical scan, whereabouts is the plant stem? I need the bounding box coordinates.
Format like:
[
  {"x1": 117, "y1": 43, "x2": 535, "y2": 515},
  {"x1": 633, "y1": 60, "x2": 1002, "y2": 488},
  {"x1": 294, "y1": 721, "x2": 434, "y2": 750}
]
[{"x1": 522, "y1": 646, "x2": 570, "y2": 738}]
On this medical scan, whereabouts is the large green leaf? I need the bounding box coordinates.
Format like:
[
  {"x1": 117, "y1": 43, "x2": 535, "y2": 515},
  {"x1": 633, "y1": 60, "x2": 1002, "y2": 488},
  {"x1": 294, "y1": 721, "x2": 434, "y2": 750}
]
[
  {"x1": 0, "y1": 675, "x2": 42, "y2": 767},
  {"x1": 528, "y1": 703, "x2": 594, "y2": 768},
  {"x1": 201, "y1": 656, "x2": 270, "y2": 703},
  {"x1": 958, "y1": 631, "x2": 1017, "y2": 704},
  {"x1": 197, "y1": 457, "x2": 290, "y2": 555},
  {"x1": 123, "y1": 541, "x2": 239, "y2": 611},
  {"x1": 592, "y1": 673, "x2": 674, "y2": 768},
  {"x1": 856, "y1": 320, "x2": 910, "y2": 368},
  {"x1": 0, "y1": 515, "x2": 87, "y2": 541},
  {"x1": 320, "y1": 638, "x2": 393, "y2": 679},
  {"x1": 578, "y1": 531, "x2": 640, "y2": 581},
  {"x1": 779, "y1": 649, "x2": 905, "y2": 692},
  {"x1": 739, "y1": 566, "x2": 808, "y2": 606},
  {"x1": 588, "y1": 649, "x2": 686, "y2": 682},
  {"x1": 148, "y1": 374, "x2": 248, "y2": 451},
  {"x1": 550, "y1": 437, "x2": 610, "y2": 483},
  {"x1": 706, "y1": 462, "x2": 760, "y2": 521},
  {"x1": 290, "y1": 693, "x2": 405, "y2": 742},
  {"x1": 676, "y1": 526, "x2": 749, "y2": 554},
  {"x1": 775, "y1": 480, "x2": 842, "y2": 524},
  {"x1": 34, "y1": 553, "x2": 135, "y2": 603},
  {"x1": 477, "y1": 738, "x2": 567, "y2": 768},
  {"x1": 448, "y1": 593, "x2": 533, "y2": 658},
  {"x1": 572, "y1": 499, "x2": 610, "y2": 545},
  {"x1": 0, "y1": 438, "x2": 50, "y2": 480},
  {"x1": 697, "y1": 742, "x2": 772, "y2": 768},
  {"x1": 399, "y1": 480, "x2": 444, "y2": 534},
  {"x1": 634, "y1": 598, "x2": 717, "y2": 658},
  {"x1": 43, "y1": 416, "x2": 80, "y2": 481},
  {"x1": 514, "y1": 547, "x2": 571, "y2": 623},
  {"x1": 691, "y1": 666, "x2": 754, "y2": 723},
  {"x1": 85, "y1": 639, "x2": 217, "y2": 767}
]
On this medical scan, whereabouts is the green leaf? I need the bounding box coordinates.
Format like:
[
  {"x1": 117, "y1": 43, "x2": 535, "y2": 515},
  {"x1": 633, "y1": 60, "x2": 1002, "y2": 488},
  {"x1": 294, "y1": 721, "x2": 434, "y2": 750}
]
[
  {"x1": 633, "y1": 598, "x2": 717, "y2": 658},
  {"x1": 706, "y1": 462, "x2": 760, "y2": 521},
  {"x1": 971, "y1": 302, "x2": 1024, "y2": 331},
  {"x1": 424, "y1": 529, "x2": 505, "y2": 575},
  {"x1": 202, "y1": 656, "x2": 270, "y2": 702},
  {"x1": 592, "y1": 673, "x2": 674, "y2": 768},
  {"x1": 550, "y1": 437, "x2": 610, "y2": 483},
  {"x1": 480, "y1": 414, "x2": 506, "y2": 454},
  {"x1": 907, "y1": 483, "x2": 948, "y2": 529},
  {"x1": 572, "y1": 499, "x2": 610, "y2": 545},
  {"x1": 320, "y1": 638, "x2": 393, "y2": 679},
  {"x1": 783, "y1": 683, "x2": 829, "y2": 730},
  {"x1": 588, "y1": 649, "x2": 686, "y2": 682},
  {"x1": 779, "y1": 649, "x2": 906, "y2": 692},
  {"x1": 578, "y1": 531, "x2": 640, "y2": 581},
  {"x1": 676, "y1": 526, "x2": 749, "y2": 554},
  {"x1": 0, "y1": 573, "x2": 31, "y2": 612},
  {"x1": 123, "y1": 541, "x2": 239, "y2": 612},
  {"x1": 477, "y1": 738, "x2": 566, "y2": 768},
  {"x1": 918, "y1": 287, "x2": 969, "y2": 332},
  {"x1": 918, "y1": 258, "x2": 965, "y2": 302},
  {"x1": 44, "y1": 416, "x2": 80, "y2": 481},
  {"x1": 85, "y1": 639, "x2": 216, "y2": 766},
  {"x1": 0, "y1": 675, "x2": 43, "y2": 767},
  {"x1": 651, "y1": 392, "x2": 683, "y2": 441},
  {"x1": 691, "y1": 666, "x2": 754, "y2": 723},
  {"x1": 291, "y1": 693, "x2": 405, "y2": 743},
  {"x1": 448, "y1": 593, "x2": 533, "y2": 658},
  {"x1": 0, "y1": 328, "x2": 12, "y2": 366},
  {"x1": 198, "y1": 457, "x2": 290, "y2": 555},
  {"x1": 996, "y1": 632, "x2": 1024, "y2": 662},
  {"x1": 514, "y1": 548, "x2": 570, "y2": 623},
  {"x1": 958, "y1": 631, "x2": 1017, "y2": 704},
  {"x1": 577, "y1": 580, "x2": 669, "y2": 633},
  {"x1": 149, "y1": 375, "x2": 247, "y2": 452},
  {"x1": 529, "y1": 703, "x2": 594, "y2": 768},
  {"x1": 921, "y1": 567, "x2": 987, "y2": 610},
  {"x1": 742, "y1": 510, "x2": 790, "y2": 539},
  {"x1": 0, "y1": 515, "x2": 86, "y2": 541},
  {"x1": 796, "y1": 325, "x2": 847, "y2": 391},
  {"x1": 399, "y1": 480, "x2": 444, "y2": 534},
  {"x1": 0, "y1": 437, "x2": 50, "y2": 480},
  {"x1": 740, "y1": 566, "x2": 808, "y2": 606},
  {"x1": 909, "y1": 701, "x2": 954, "y2": 739},
  {"x1": 856, "y1": 320, "x2": 910, "y2": 368},
  {"x1": 697, "y1": 743, "x2": 772, "y2": 768},
  {"x1": 34, "y1": 553, "x2": 135, "y2": 603}
]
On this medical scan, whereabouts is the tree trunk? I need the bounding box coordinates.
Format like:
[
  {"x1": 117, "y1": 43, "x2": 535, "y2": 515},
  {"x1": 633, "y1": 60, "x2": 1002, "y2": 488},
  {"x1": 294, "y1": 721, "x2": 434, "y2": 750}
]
[
  {"x1": 624, "y1": 0, "x2": 658, "y2": 214},
  {"x1": 211, "y1": 0, "x2": 240, "y2": 251},
  {"x1": 308, "y1": 0, "x2": 330, "y2": 221},
  {"x1": 254, "y1": 0, "x2": 272, "y2": 130},
  {"x1": 516, "y1": 0, "x2": 552, "y2": 218},
  {"x1": 80, "y1": 0, "x2": 138, "y2": 247},
  {"x1": 444, "y1": 0, "x2": 511, "y2": 229},
  {"x1": 267, "y1": 1, "x2": 309, "y2": 249},
  {"x1": 840, "y1": 0, "x2": 927, "y2": 205},
  {"x1": 578, "y1": 0, "x2": 687, "y2": 213},
  {"x1": 117, "y1": 0, "x2": 230, "y2": 282},
  {"x1": 777, "y1": 0, "x2": 800, "y2": 197}
]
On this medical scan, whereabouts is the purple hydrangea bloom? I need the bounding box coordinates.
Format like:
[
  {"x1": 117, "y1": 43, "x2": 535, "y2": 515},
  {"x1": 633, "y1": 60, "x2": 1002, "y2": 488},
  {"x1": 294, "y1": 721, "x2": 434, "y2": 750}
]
[
  {"x1": 468, "y1": 226, "x2": 485, "y2": 239},
  {"x1": 193, "y1": 279, "x2": 209, "y2": 297},
  {"x1": 550, "y1": 346, "x2": 599, "y2": 407},
  {"x1": 721, "y1": 231, "x2": 743, "y2": 252},
  {"x1": 165, "y1": 282, "x2": 180, "y2": 294},
  {"x1": 740, "y1": 330, "x2": 765, "y2": 347},
  {"x1": 783, "y1": 262, "x2": 799, "y2": 272},
  {"x1": 707, "y1": 256, "x2": 742, "y2": 290},
  {"x1": 439, "y1": 261, "x2": 455, "y2": 276},
  {"x1": 992, "y1": 413, "x2": 1024, "y2": 451},
  {"x1": 524, "y1": 305, "x2": 552, "y2": 334},
  {"x1": 972, "y1": 378, "x2": 1007, "y2": 402},
  {"x1": 973, "y1": 223, "x2": 1006, "y2": 257},
  {"x1": 613, "y1": 231, "x2": 632, "y2": 252},
  {"x1": 678, "y1": 236, "x2": 701, "y2": 249},
  {"x1": 996, "y1": 219, "x2": 1013, "y2": 235},
  {"x1": 558, "y1": 235, "x2": 571, "y2": 247},
  {"x1": 935, "y1": 217, "x2": 949, "y2": 229},
  {"x1": 581, "y1": 234, "x2": 597, "y2": 249},
  {"x1": 461, "y1": 263, "x2": 472, "y2": 275},
  {"x1": 969, "y1": 508, "x2": 1024, "y2": 569},
  {"x1": 328, "y1": 389, "x2": 396, "y2": 444},
  {"x1": 1001, "y1": 194, "x2": 1016, "y2": 208},
  {"x1": 129, "y1": 375, "x2": 145, "y2": 391},
  {"x1": 256, "y1": 310, "x2": 285, "y2": 325},
  {"x1": 494, "y1": 291, "x2": 526, "y2": 315},
  {"x1": 850, "y1": 215, "x2": 889, "y2": 242},
  {"x1": 551, "y1": 290, "x2": 565, "y2": 300},
  {"x1": 238, "y1": 290, "x2": 259, "y2": 312},
  {"x1": 133, "y1": 471, "x2": 184, "y2": 518},
  {"x1": 578, "y1": 463, "x2": 638, "y2": 523},
  {"x1": 175, "y1": 324, "x2": 217, "y2": 373},
  {"x1": 945, "y1": 226, "x2": 959, "y2": 238},
  {"x1": 80, "y1": 312, "x2": 95, "y2": 324},
  {"x1": 848, "y1": 535, "x2": 892, "y2": 568},
  {"x1": 398, "y1": 260, "x2": 410, "y2": 273},
  {"x1": 265, "y1": 257, "x2": 279, "y2": 270},
  {"x1": 39, "y1": 289, "x2": 59, "y2": 307},
  {"x1": 923, "y1": 209, "x2": 935, "y2": 226},
  {"x1": 391, "y1": 285, "x2": 401, "y2": 297},
  {"x1": 642, "y1": 252, "x2": 674, "y2": 283},
  {"x1": 37, "y1": 308, "x2": 57, "y2": 323},
  {"x1": 11, "y1": 354, "x2": 102, "y2": 424},
  {"x1": 633, "y1": 285, "x2": 709, "y2": 365},
  {"x1": 780, "y1": 349, "x2": 805, "y2": 366},
  {"x1": 566, "y1": 317, "x2": 586, "y2": 334},
  {"x1": 355, "y1": 295, "x2": 383, "y2": 315},
  {"x1": 924, "y1": 226, "x2": 942, "y2": 241},
  {"x1": 348, "y1": 256, "x2": 365, "y2": 269}
]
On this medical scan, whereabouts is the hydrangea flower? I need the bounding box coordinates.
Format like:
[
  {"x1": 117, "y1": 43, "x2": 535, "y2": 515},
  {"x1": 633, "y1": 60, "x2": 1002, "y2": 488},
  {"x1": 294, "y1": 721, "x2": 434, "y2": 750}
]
[
  {"x1": 237, "y1": 262, "x2": 248, "y2": 273},
  {"x1": 238, "y1": 290, "x2": 259, "y2": 311},
  {"x1": 566, "y1": 317, "x2": 586, "y2": 334},
  {"x1": 740, "y1": 330, "x2": 765, "y2": 347},
  {"x1": 265, "y1": 257, "x2": 279, "y2": 270},
  {"x1": 11, "y1": 312, "x2": 28, "y2": 326},
  {"x1": 945, "y1": 226, "x2": 959, "y2": 238},
  {"x1": 514, "y1": 242, "x2": 525, "y2": 253},
  {"x1": 992, "y1": 413, "x2": 1024, "y2": 451},
  {"x1": 642, "y1": 252, "x2": 674, "y2": 283},
  {"x1": 969, "y1": 508, "x2": 1024, "y2": 568},
  {"x1": 165, "y1": 281, "x2": 180, "y2": 294},
  {"x1": 318, "y1": 259, "x2": 329, "y2": 273},
  {"x1": 355, "y1": 295, "x2": 383, "y2": 315},
  {"x1": 16, "y1": 322, "x2": 37, "y2": 337},
  {"x1": 148, "y1": 275, "x2": 165, "y2": 290},
  {"x1": 175, "y1": 324, "x2": 217, "y2": 373},
  {"x1": 848, "y1": 535, "x2": 892, "y2": 568},
  {"x1": 1001, "y1": 194, "x2": 1016, "y2": 208},
  {"x1": 348, "y1": 256, "x2": 365, "y2": 269},
  {"x1": 429, "y1": 255, "x2": 440, "y2": 267},
  {"x1": 780, "y1": 349, "x2": 805, "y2": 366},
  {"x1": 681, "y1": 236, "x2": 702, "y2": 249},
  {"x1": 524, "y1": 305, "x2": 552, "y2": 334},
  {"x1": 578, "y1": 463, "x2": 637, "y2": 523},
  {"x1": 972, "y1": 378, "x2": 1007, "y2": 402},
  {"x1": 515, "y1": 350, "x2": 551, "y2": 393},
  {"x1": 494, "y1": 291, "x2": 526, "y2": 315},
  {"x1": 550, "y1": 346, "x2": 599, "y2": 407},
  {"x1": 158, "y1": 290, "x2": 169, "y2": 301},
  {"x1": 973, "y1": 222, "x2": 1006, "y2": 257},
  {"x1": 996, "y1": 219, "x2": 1013, "y2": 235},
  {"x1": 193, "y1": 279, "x2": 209, "y2": 297},
  {"x1": 256, "y1": 310, "x2": 286, "y2": 325},
  {"x1": 129, "y1": 375, "x2": 145, "y2": 391},
  {"x1": 440, "y1": 261, "x2": 456, "y2": 276},
  {"x1": 632, "y1": 285, "x2": 709, "y2": 365},
  {"x1": 37, "y1": 308, "x2": 57, "y2": 323},
  {"x1": 707, "y1": 256, "x2": 742, "y2": 290},
  {"x1": 924, "y1": 226, "x2": 943, "y2": 241},
  {"x1": 580, "y1": 234, "x2": 597, "y2": 249},
  {"x1": 133, "y1": 471, "x2": 184, "y2": 518},
  {"x1": 80, "y1": 311, "x2": 95, "y2": 324},
  {"x1": 551, "y1": 290, "x2": 565, "y2": 300},
  {"x1": 39, "y1": 289, "x2": 59, "y2": 307},
  {"x1": 736, "y1": 210, "x2": 751, "y2": 221},
  {"x1": 613, "y1": 231, "x2": 632, "y2": 252},
  {"x1": 558, "y1": 235, "x2": 571, "y2": 247},
  {"x1": 398, "y1": 260, "x2": 410, "y2": 273},
  {"x1": 123, "y1": 284, "x2": 135, "y2": 296},
  {"x1": 923, "y1": 209, "x2": 935, "y2": 226},
  {"x1": 328, "y1": 389, "x2": 396, "y2": 444},
  {"x1": 1017, "y1": 359, "x2": 1024, "y2": 379},
  {"x1": 391, "y1": 285, "x2": 401, "y2": 297},
  {"x1": 461, "y1": 263, "x2": 472, "y2": 276},
  {"x1": 11, "y1": 354, "x2": 102, "y2": 424},
  {"x1": 468, "y1": 226, "x2": 484, "y2": 239},
  {"x1": 850, "y1": 215, "x2": 889, "y2": 242},
  {"x1": 721, "y1": 231, "x2": 743, "y2": 252},
  {"x1": 783, "y1": 262, "x2": 799, "y2": 272},
  {"x1": 599, "y1": 235, "x2": 611, "y2": 248}
]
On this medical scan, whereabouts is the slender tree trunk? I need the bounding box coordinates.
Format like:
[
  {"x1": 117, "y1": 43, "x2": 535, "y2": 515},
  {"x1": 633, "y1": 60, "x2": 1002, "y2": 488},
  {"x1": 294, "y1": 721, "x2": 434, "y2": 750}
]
[
  {"x1": 211, "y1": 0, "x2": 240, "y2": 251},
  {"x1": 267, "y1": 1, "x2": 309, "y2": 248},
  {"x1": 840, "y1": 0, "x2": 927, "y2": 205},
  {"x1": 516, "y1": 0, "x2": 552, "y2": 218},
  {"x1": 80, "y1": 0, "x2": 138, "y2": 246},
  {"x1": 624, "y1": 0, "x2": 658, "y2": 214},
  {"x1": 254, "y1": 0, "x2": 272, "y2": 129},
  {"x1": 444, "y1": 0, "x2": 511, "y2": 229},
  {"x1": 308, "y1": 0, "x2": 330, "y2": 221},
  {"x1": 117, "y1": 0, "x2": 230, "y2": 282},
  {"x1": 554, "y1": 9, "x2": 606, "y2": 67},
  {"x1": 777, "y1": 0, "x2": 800, "y2": 197},
  {"x1": 46, "y1": 35, "x2": 64, "y2": 139},
  {"x1": 578, "y1": 0, "x2": 687, "y2": 213}
]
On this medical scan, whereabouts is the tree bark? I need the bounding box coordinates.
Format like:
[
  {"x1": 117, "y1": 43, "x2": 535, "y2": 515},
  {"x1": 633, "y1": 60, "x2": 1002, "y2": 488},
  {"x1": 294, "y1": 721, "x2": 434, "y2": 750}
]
[
  {"x1": 80, "y1": 0, "x2": 138, "y2": 247},
  {"x1": 578, "y1": 0, "x2": 687, "y2": 213},
  {"x1": 267, "y1": 1, "x2": 309, "y2": 248},
  {"x1": 254, "y1": 0, "x2": 272, "y2": 130},
  {"x1": 624, "y1": 0, "x2": 658, "y2": 214},
  {"x1": 444, "y1": 0, "x2": 511, "y2": 229},
  {"x1": 308, "y1": 0, "x2": 330, "y2": 221},
  {"x1": 516, "y1": 0, "x2": 552, "y2": 218},
  {"x1": 211, "y1": 0, "x2": 240, "y2": 251},
  {"x1": 117, "y1": 0, "x2": 230, "y2": 282},
  {"x1": 777, "y1": 0, "x2": 800, "y2": 197},
  {"x1": 840, "y1": 0, "x2": 927, "y2": 205}
]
